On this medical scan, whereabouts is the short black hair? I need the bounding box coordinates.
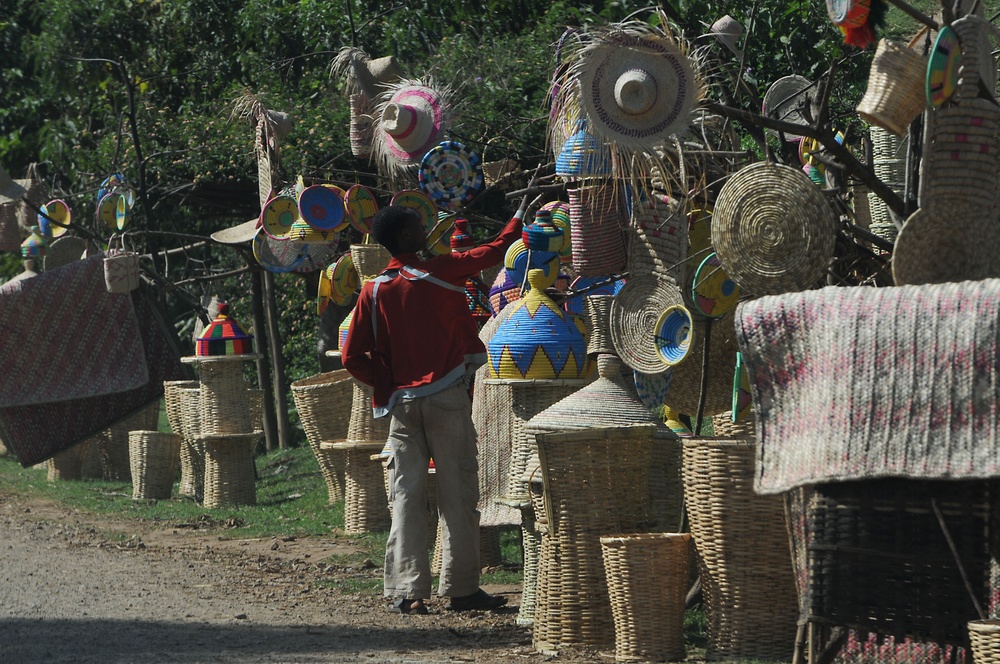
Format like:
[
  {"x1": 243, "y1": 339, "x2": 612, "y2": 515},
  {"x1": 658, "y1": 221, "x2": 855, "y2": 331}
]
[{"x1": 370, "y1": 205, "x2": 421, "y2": 254}]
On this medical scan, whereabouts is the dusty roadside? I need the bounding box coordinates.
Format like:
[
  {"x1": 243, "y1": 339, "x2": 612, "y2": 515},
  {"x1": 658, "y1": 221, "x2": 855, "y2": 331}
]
[{"x1": 0, "y1": 490, "x2": 606, "y2": 663}]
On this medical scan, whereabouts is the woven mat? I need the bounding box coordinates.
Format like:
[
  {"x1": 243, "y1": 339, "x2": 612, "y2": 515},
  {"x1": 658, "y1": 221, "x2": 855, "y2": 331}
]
[
  {"x1": 736, "y1": 280, "x2": 1000, "y2": 494},
  {"x1": 0, "y1": 255, "x2": 148, "y2": 407},
  {"x1": 0, "y1": 288, "x2": 187, "y2": 466}
]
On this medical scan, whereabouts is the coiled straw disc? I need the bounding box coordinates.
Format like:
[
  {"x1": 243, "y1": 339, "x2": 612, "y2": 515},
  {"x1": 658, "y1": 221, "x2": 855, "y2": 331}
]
[
  {"x1": 712, "y1": 162, "x2": 836, "y2": 296},
  {"x1": 610, "y1": 276, "x2": 683, "y2": 375}
]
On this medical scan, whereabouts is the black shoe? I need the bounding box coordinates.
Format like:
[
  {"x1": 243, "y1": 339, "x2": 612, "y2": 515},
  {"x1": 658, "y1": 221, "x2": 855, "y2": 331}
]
[{"x1": 446, "y1": 589, "x2": 508, "y2": 611}]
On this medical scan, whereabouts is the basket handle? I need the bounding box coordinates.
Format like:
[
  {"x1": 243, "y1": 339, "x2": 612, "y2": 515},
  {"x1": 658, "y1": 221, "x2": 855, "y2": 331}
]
[{"x1": 906, "y1": 25, "x2": 931, "y2": 50}]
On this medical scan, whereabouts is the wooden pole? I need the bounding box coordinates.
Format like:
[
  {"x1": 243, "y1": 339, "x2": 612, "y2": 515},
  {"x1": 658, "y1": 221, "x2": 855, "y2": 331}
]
[
  {"x1": 251, "y1": 268, "x2": 278, "y2": 452},
  {"x1": 262, "y1": 269, "x2": 291, "y2": 449}
]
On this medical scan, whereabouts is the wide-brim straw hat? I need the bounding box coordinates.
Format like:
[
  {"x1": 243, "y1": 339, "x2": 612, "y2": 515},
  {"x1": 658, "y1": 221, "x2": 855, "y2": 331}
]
[
  {"x1": 762, "y1": 75, "x2": 815, "y2": 140},
  {"x1": 0, "y1": 164, "x2": 27, "y2": 204},
  {"x1": 610, "y1": 275, "x2": 684, "y2": 375},
  {"x1": 211, "y1": 218, "x2": 260, "y2": 245},
  {"x1": 709, "y1": 15, "x2": 743, "y2": 57},
  {"x1": 712, "y1": 161, "x2": 837, "y2": 296},
  {"x1": 375, "y1": 82, "x2": 447, "y2": 166},
  {"x1": 573, "y1": 30, "x2": 699, "y2": 150},
  {"x1": 892, "y1": 199, "x2": 1000, "y2": 286}
]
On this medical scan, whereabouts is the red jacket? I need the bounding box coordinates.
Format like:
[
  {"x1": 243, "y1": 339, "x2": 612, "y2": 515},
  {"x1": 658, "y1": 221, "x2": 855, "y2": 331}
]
[{"x1": 342, "y1": 213, "x2": 524, "y2": 417}]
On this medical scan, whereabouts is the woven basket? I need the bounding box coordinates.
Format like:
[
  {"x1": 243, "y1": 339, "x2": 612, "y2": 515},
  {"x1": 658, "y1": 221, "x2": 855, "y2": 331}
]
[
  {"x1": 583, "y1": 294, "x2": 615, "y2": 356},
  {"x1": 99, "y1": 401, "x2": 160, "y2": 482},
  {"x1": 712, "y1": 161, "x2": 837, "y2": 296},
  {"x1": 626, "y1": 194, "x2": 687, "y2": 286},
  {"x1": 176, "y1": 385, "x2": 205, "y2": 499},
  {"x1": 682, "y1": 437, "x2": 798, "y2": 661},
  {"x1": 350, "y1": 242, "x2": 391, "y2": 282},
  {"x1": 712, "y1": 411, "x2": 756, "y2": 438},
  {"x1": 337, "y1": 442, "x2": 389, "y2": 534},
  {"x1": 867, "y1": 126, "x2": 906, "y2": 242},
  {"x1": 202, "y1": 432, "x2": 259, "y2": 508},
  {"x1": 47, "y1": 445, "x2": 85, "y2": 481},
  {"x1": 346, "y1": 380, "x2": 391, "y2": 444},
  {"x1": 857, "y1": 38, "x2": 927, "y2": 136},
  {"x1": 567, "y1": 184, "x2": 628, "y2": 277},
  {"x1": 79, "y1": 434, "x2": 106, "y2": 479},
  {"x1": 198, "y1": 361, "x2": 252, "y2": 435},
  {"x1": 648, "y1": 434, "x2": 684, "y2": 532},
  {"x1": 662, "y1": 310, "x2": 739, "y2": 418},
  {"x1": 349, "y1": 93, "x2": 373, "y2": 159},
  {"x1": 919, "y1": 97, "x2": 1000, "y2": 210},
  {"x1": 970, "y1": 620, "x2": 1000, "y2": 663},
  {"x1": 128, "y1": 430, "x2": 181, "y2": 500},
  {"x1": 164, "y1": 380, "x2": 199, "y2": 434},
  {"x1": 600, "y1": 533, "x2": 690, "y2": 663},
  {"x1": 291, "y1": 369, "x2": 353, "y2": 503},
  {"x1": 609, "y1": 276, "x2": 684, "y2": 375},
  {"x1": 518, "y1": 508, "x2": 543, "y2": 626},
  {"x1": 532, "y1": 426, "x2": 656, "y2": 652}
]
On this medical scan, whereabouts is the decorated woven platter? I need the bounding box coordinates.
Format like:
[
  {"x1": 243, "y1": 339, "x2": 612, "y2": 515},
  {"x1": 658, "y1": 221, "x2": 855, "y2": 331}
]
[
  {"x1": 654, "y1": 304, "x2": 694, "y2": 367},
  {"x1": 298, "y1": 184, "x2": 346, "y2": 231},
  {"x1": 260, "y1": 195, "x2": 299, "y2": 239},
  {"x1": 927, "y1": 25, "x2": 961, "y2": 108},
  {"x1": 390, "y1": 189, "x2": 437, "y2": 234},
  {"x1": 289, "y1": 216, "x2": 339, "y2": 245},
  {"x1": 292, "y1": 242, "x2": 339, "y2": 273},
  {"x1": 345, "y1": 184, "x2": 379, "y2": 235},
  {"x1": 609, "y1": 275, "x2": 683, "y2": 375},
  {"x1": 691, "y1": 252, "x2": 741, "y2": 318},
  {"x1": 318, "y1": 252, "x2": 360, "y2": 314},
  {"x1": 38, "y1": 199, "x2": 70, "y2": 239},
  {"x1": 252, "y1": 227, "x2": 304, "y2": 273},
  {"x1": 97, "y1": 173, "x2": 135, "y2": 207},
  {"x1": 504, "y1": 239, "x2": 559, "y2": 291},
  {"x1": 418, "y1": 140, "x2": 483, "y2": 209},
  {"x1": 426, "y1": 211, "x2": 455, "y2": 256},
  {"x1": 97, "y1": 192, "x2": 124, "y2": 231}
]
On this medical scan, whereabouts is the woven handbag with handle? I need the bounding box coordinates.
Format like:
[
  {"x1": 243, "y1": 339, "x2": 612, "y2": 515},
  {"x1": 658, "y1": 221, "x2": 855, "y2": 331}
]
[{"x1": 104, "y1": 233, "x2": 140, "y2": 293}]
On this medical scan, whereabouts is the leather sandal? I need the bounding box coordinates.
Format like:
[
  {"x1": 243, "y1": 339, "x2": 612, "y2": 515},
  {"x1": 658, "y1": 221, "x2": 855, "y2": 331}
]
[
  {"x1": 388, "y1": 598, "x2": 428, "y2": 614},
  {"x1": 446, "y1": 589, "x2": 508, "y2": 612}
]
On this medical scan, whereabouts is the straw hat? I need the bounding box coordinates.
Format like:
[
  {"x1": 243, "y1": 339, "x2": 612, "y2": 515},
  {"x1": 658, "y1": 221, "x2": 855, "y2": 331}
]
[
  {"x1": 572, "y1": 29, "x2": 699, "y2": 150},
  {"x1": 211, "y1": 218, "x2": 259, "y2": 245},
  {"x1": 891, "y1": 199, "x2": 1000, "y2": 286},
  {"x1": 0, "y1": 165, "x2": 27, "y2": 204},
  {"x1": 712, "y1": 162, "x2": 837, "y2": 296},
  {"x1": 337, "y1": 48, "x2": 404, "y2": 100},
  {"x1": 609, "y1": 275, "x2": 684, "y2": 375},
  {"x1": 762, "y1": 75, "x2": 816, "y2": 140},
  {"x1": 709, "y1": 15, "x2": 743, "y2": 57},
  {"x1": 374, "y1": 81, "x2": 448, "y2": 172}
]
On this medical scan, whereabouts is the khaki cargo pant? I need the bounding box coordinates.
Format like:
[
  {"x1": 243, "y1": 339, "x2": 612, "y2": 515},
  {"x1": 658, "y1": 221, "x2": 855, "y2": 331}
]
[{"x1": 383, "y1": 381, "x2": 481, "y2": 600}]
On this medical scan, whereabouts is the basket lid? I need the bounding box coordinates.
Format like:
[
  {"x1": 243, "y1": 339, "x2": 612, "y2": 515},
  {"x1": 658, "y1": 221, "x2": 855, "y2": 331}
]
[{"x1": 195, "y1": 303, "x2": 254, "y2": 357}]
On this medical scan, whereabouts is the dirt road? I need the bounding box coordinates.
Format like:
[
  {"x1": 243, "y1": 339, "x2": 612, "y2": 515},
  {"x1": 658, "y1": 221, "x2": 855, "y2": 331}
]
[{"x1": 0, "y1": 492, "x2": 604, "y2": 663}]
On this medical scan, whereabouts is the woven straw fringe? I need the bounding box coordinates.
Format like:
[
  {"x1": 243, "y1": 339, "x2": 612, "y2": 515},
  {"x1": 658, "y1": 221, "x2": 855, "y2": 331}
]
[
  {"x1": 350, "y1": 243, "x2": 392, "y2": 282},
  {"x1": 291, "y1": 369, "x2": 353, "y2": 503},
  {"x1": 533, "y1": 429, "x2": 653, "y2": 652},
  {"x1": 568, "y1": 184, "x2": 628, "y2": 277},
  {"x1": 203, "y1": 433, "x2": 259, "y2": 508},
  {"x1": 0, "y1": 202, "x2": 20, "y2": 252},
  {"x1": 682, "y1": 438, "x2": 798, "y2": 661},
  {"x1": 583, "y1": 294, "x2": 615, "y2": 357},
  {"x1": 199, "y1": 361, "x2": 251, "y2": 435},
  {"x1": 857, "y1": 38, "x2": 927, "y2": 136},
  {"x1": 626, "y1": 195, "x2": 688, "y2": 286},
  {"x1": 969, "y1": 619, "x2": 1000, "y2": 663},
  {"x1": 343, "y1": 447, "x2": 389, "y2": 534},
  {"x1": 601, "y1": 533, "x2": 690, "y2": 663},
  {"x1": 347, "y1": 380, "x2": 390, "y2": 444},
  {"x1": 350, "y1": 93, "x2": 373, "y2": 159},
  {"x1": 176, "y1": 386, "x2": 205, "y2": 499},
  {"x1": 47, "y1": 445, "x2": 85, "y2": 481},
  {"x1": 128, "y1": 430, "x2": 181, "y2": 500},
  {"x1": 99, "y1": 401, "x2": 160, "y2": 482}
]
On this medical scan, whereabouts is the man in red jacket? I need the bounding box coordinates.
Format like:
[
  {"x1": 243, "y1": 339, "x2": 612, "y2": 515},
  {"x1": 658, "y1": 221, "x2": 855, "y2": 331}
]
[{"x1": 342, "y1": 186, "x2": 537, "y2": 614}]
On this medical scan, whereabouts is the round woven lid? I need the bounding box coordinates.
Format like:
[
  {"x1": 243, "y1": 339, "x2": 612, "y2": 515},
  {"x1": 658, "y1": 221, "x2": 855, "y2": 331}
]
[
  {"x1": 418, "y1": 140, "x2": 483, "y2": 210},
  {"x1": 712, "y1": 161, "x2": 836, "y2": 296},
  {"x1": 503, "y1": 239, "x2": 559, "y2": 291},
  {"x1": 345, "y1": 184, "x2": 379, "y2": 235},
  {"x1": 610, "y1": 276, "x2": 683, "y2": 375},
  {"x1": 260, "y1": 195, "x2": 298, "y2": 239},
  {"x1": 44, "y1": 235, "x2": 87, "y2": 271},
  {"x1": 538, "y1": 200, "x2": 573, "y2": 262},
  {"x1": 654, "y1": 304, "x2": 694, "y2": 367},
  {"x1": 892, "y1": 200, "x2": 1000, "y2": 285},
  {"x1": 762, "y1": 75, "x2": 815, "y2": 139},
  {"x1": 298, "y1": 185, "x2": 346, "y2": 231},
  {"x1": 390, "y1": 189, "x2": 437, "y2": 235}
]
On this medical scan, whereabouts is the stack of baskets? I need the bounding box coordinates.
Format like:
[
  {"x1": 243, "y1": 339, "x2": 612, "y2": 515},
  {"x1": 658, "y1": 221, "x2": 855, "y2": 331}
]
[
  {"x1": 290, "y1": 369, "x2": 353, "y2": 503},
  {"x1": 867, "y1": 126, "x2": 906, "y2": 244}
]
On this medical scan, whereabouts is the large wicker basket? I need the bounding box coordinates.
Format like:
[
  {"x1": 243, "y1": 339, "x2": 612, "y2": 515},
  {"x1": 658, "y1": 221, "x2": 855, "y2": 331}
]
[
  {"x1": 128, "y1": 430, "x2": 181, "y2": 500},
  {"x1": 291, "y1": 369, "x2": 353, "y2": 504},
  {"x1": 202, "y1": 432, "x2": 260, "y2": 508},
  {"x1": 856, "y1": 37, "x2": 927, "y2": 136},
  {"x1": 970, "y1": 620, "x2": 1000, "y2": 664}
]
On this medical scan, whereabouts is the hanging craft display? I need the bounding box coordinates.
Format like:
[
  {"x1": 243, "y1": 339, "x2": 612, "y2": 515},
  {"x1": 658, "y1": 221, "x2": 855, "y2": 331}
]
[
  {"x1": 610, "y1": 275, "x2": 684, "y2": 375},
  {"x1": 691, "y1": 252, "x2": 741, "y2": 318},
  {"x1": 418, "y1": 140, "x2": 483, "y2": 209},
  {"x1": 252, "y1": 227, "x2": 304, "y2": 273},
  {"x1": 390, "y1": 189, "x2": 438, "y2": 234},
  {"x1": 97, "y1": 192, "x2": 125, "y2": 231},
  {"x1": 654, "y1": 304, "x2": 694, "y2": 367},
  {"x1": 260, "y1": 195, "x2": 299, "y2": 239},
  {"x1": 298, "y1": 185, "x2": 346, "y2": 231},
  {"x1": 538, "y1": 200, "x2": 573, "y2": 263},
  {"x1": 345, "y1": 184, "x2": 379, "y2": 235},
  {"x1": 926, "y1": 25, "x2": 962, "y2": 108}
]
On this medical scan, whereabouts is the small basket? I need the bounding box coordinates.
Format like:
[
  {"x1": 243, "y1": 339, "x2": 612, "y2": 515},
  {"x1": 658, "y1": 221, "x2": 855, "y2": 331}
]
[
  {"x1": 100, "y1": 401, "x2": 160, "y2": 482},
  {"x1": 176, "y1": 385, "x2": 205, "y2": 499},
  {"x1": 600, "y1": 533, "x2": 690, "y2": 663},
  {"x1": 198, "y1": 360, "x2": 252, "y2": 435},
  {"x1": 583, "y1": 294, "x2": 615, "y2": 357},
  {"x1": 128, "y1": 430, "x2": 181, "y2": 500},
  {"x1": 104, "y1": 233, "x2": 141, "y2": 294},
  {"x1": 856, "y1": 36, "x2": 928, "y2": 136},
  {"x1": 350, "y1": 242, "x2": 391, "y2": 282},
  {"x1": 969, "y1": 619, "x2": 1000, "y2": 664}
]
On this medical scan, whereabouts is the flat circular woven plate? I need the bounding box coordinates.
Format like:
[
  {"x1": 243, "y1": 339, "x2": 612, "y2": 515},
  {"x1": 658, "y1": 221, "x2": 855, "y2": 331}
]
[
  {"x1": 252, "y1": 228, "x2": 304, "y2": 273},
  {"x1": 892, "y1": 201, "x2": 1000, "y2": 285},
  {"x1": 292, "y1": 242, "x2": 339, "y2": 274},
  {"x1": 39, "y1": 199, "x2": 70, "y2": 239},
  {"x1": 418, "y1": 141, "x2": 483, "y2": 209},
  {"x1": 390, "y1": 189, "x2": 437, "y2": 234},
  {"x1": 260, "y1": 195, "x2": 299, "y2": 239},
  {"x1": 610, "y1": 276, "x2": 683, "y2": 375},
  {"x1": 289, "y1": 218, "x2": 339, "y2": 245},
  {"x1": 927, "y1": 25, "x2": 961, "y2": 108},
  {"x1": 330, "y1": 251, "x2": 360, "y2": 305},
  {"x1": 692, "y1": 252, "x2": 741, "y2": 318},
  {"x1": 712, "y1": 162, "x2": 837, "y2": 296},
  {"x1": 654, "y1": 304, "x2": 694, "y2": 367},
  {"x1": 97, "y1": 192, "x2": 123, "y2": 231},
  {"x1": 345, "y1": 184, "x2": 379, "y2": 235},
  {"x1": 298, "y1": 185, "x2": 346, "y2": 231},
  {"x1": 323, "y1": 184, "x2": 351, "y2": 232}
]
